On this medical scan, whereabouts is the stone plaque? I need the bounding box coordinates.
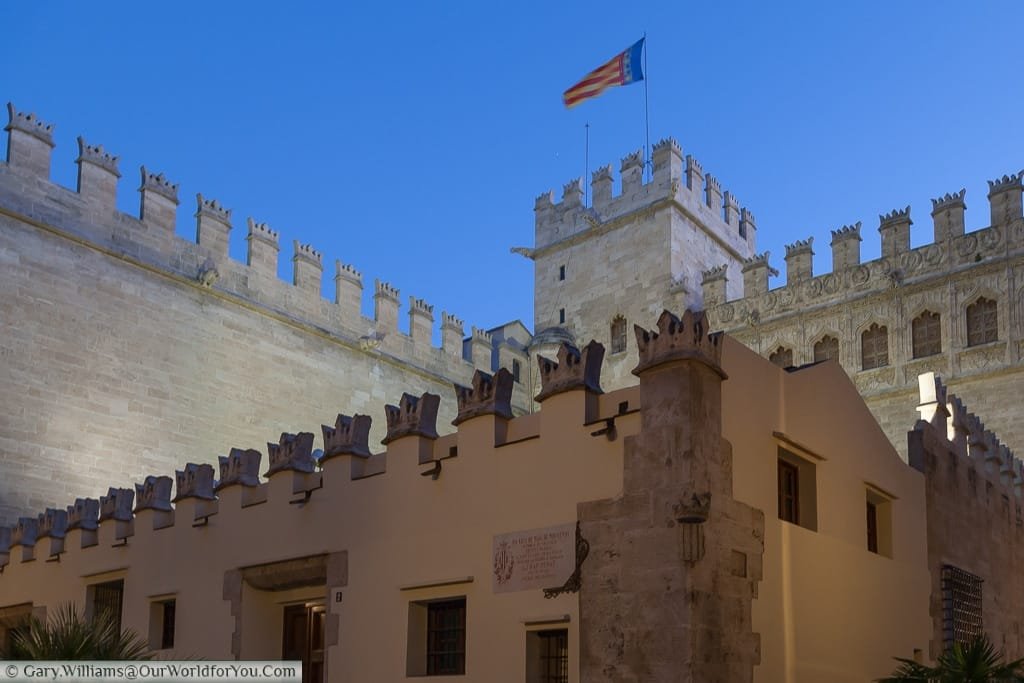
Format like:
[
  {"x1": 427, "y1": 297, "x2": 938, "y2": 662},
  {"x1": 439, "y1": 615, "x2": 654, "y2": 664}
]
[{"x1": 492, "y1": 522, "x2": 575, "y2": 593}]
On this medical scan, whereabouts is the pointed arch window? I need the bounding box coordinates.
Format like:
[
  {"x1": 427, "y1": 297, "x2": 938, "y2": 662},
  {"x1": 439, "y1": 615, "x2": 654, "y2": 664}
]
[
  {"x1": 769, "y1": 346, "x2": 793, "y2": 368},
  {"x1": 912, "y1": 311, "x2": 942, "y2": 358},
  {"x1": 813, "y1": 335, "x2": 839, "y2": 363},
  {"x1": 861, "y1": 324, "x2": 889, "y2": 370},
  {"x1": 610, "y1": 316, "x2": 627, "y2": 354},
  {"x1": 966, "y1": 297, "x2": 998, "y2": 346}
]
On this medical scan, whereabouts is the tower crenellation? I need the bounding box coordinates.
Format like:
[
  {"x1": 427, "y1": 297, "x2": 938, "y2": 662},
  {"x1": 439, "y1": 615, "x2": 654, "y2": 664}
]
[
  {"x1": 784, "y1": 237, "x2": 814, "y2": 283},
  {"x1": 374, "y1": 279, "x2": 401, "y2": 332},
  {"x1": 469, "y1": 326, "x2": 493, "y2": 370},
  {"x1": 5, "y1": 102, "x2": 55, "y2": 178},
  {"x1": 441, "y1": 312, "x2": 465, "y2": 357},
  {"x1": 651, "y1": 137, "x2": 683, "y2": 190},
  {"x1": 878, "y1": 205, "x2": 912, "y2": 258},
  {"x1": 620, "y1": 149, "x2": 644, "y2": 196},
  {"x1": 75, "y1": 137, "x2": 120, "y2": 208},
  {"x1": 139, "y1": 166, "x2": 180, "y2": 236},
  {"x1": 987, "y1": 170, "x2": 1024, "y2": 228},
  {"x1": 830, "y1": 222, "x2": 862, "y2": 270},
  {"x1": 292, "y1": 241, "x2": 324, "y2": 294},
  {"x1": 591, "y1": 164, "x2": 614, "y2": 208},
  {"x1": 246, "y1": 217, "x2": 280, "y2": 278},
  {"x1": 195, "y1": 193, "x2": 232, "y2": 260},
  {"x1": 741, "y1": 252, "x2": 776, "y2": 297},
  {"x1": 704, "y1": 173, "x2": 723, "y2": 216},
  {"x1": 408, "y1": 296, "x2": 435, "y2": 346},
  {"x1": 930, "y1": 188, "x2": 966, "y2": 242}
]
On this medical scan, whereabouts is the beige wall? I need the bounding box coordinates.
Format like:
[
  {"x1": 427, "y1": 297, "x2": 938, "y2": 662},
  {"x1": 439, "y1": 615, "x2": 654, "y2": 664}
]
[{"x1": 0, "y1": 329, "x2": 940, "y2": 682}]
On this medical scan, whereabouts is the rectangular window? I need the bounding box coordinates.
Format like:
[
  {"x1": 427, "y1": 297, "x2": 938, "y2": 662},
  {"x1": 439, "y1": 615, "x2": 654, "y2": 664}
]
[
  {"x1": 427, "y1": 599, "x2": 466, "y2": 675},
  {"x1": 558, "y1": 265, "x2": 565, "y2": 281},
  {"x1": 778, "y1": 460, "x2": 799, "y2": 525},
  {"x1": 87, "y1": 580, "x2": 124, "y2": 634},
  {"x1": 512, "y1": 359, "x2": 521, "y2": 384},
  {"x1": 527, "y1": 629, "x2": 568, "y2": 683},
  {"x1": 866, "y1": 502, "x2": 878, "y2": 553},
  {"x1": 865, "y1": 488, "x2": 893, "y2": 557},
  {"x1": 148, "y1": 598, "x2": 176, "y2": 650},
  {"x1": 777, "y1": 447, "x2": 817, "y2": 531},
  {"x1": 941, "y1": 565, "x2": 983, "y2": 651},
  {"x1": 407, "y1": 597, "x2": 468, "y2": 677},
  {"x1": 559, "y1": 309, "x2": 565, "y2": 325}
]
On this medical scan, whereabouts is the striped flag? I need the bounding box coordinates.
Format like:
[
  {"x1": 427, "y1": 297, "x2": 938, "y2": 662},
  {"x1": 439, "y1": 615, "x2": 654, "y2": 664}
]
[{"x1": 563, "y1": 38, "x2": 645, "y2": 109}]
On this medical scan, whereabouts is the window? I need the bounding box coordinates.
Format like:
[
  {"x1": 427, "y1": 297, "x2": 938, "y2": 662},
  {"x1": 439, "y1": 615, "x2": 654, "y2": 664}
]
[
  {"x1": 863, "y1": 486, "x2": 895, "y2": 558},
  {"x1": 777, "y1": 447, "x2": 817, "y2": 531},
  {"x1": 148, "y1": 599, "x2": 176, "y2": 650},
  {"x1": 778, "y1": 460, "x2": 799, "y2": 524},
  {"x1": 812, "y1": 335, "x2": 838, "y2": 363},
  {"x1": 87, "y1": 580, "x2": 124, "y2": 634},
  {"x1": 769, "y1": 346, "x2": 793, "y2": 368},
  {"x1": 966, "y1": 297, "x2": 997, "y2": 346},
  {"x1": 408, "y1": 597, "x2": 466, "y2": 677},
  {"x1": 912, "y1": 311, "x2": 942, "y2": 358},
  {"x1": 861, "y1": 324, "x2": 888, "y2": 370},
  {"x1": 558, "y1": 309, "x2": 565, "y2": 325},
  {"x1": 610, "y1": 316, "x2": 627, "y2": 354},
  {"x1": 427, "y1": 599, "x2": 466, "y2": 675},
  {"x1": 527, "y1": 629, "x2": 568, "y2": 683},
  {"x1": 512, "y1": 359, "x2": 521, "y2": 383},
  {"x1": 941, "y1": 565, "x2": 983, "y2": 651},
  {"x1": 558, "y1": 265, "x2": 565, "y2": 281}
]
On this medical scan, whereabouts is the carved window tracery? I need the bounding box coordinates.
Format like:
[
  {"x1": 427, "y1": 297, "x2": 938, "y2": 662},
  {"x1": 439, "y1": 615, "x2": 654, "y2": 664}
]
[
  {"x1": 966, "y1": 297, "x2": 998, "y2": 346},
  {"x1": 610, "y1": 316, "x2": 627, "y2": 354},
  {"x1": 912, "y1": 311, "x2": 942, "y2": 358},
  {"x1": 861, "y1": 324, "x2": 889, "y2": 370},
  {"x1": 769, "y1": 346, "x2": 793, "y2": 368},
  {"x1": 813, "y1": 335, "x2": 839, "y2": 363}
]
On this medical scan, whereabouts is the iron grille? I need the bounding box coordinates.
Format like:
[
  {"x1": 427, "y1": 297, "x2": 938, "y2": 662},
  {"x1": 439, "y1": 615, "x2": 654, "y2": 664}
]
[{"x1": 941, "y1": 565, "x2": 983, "y2": 650}]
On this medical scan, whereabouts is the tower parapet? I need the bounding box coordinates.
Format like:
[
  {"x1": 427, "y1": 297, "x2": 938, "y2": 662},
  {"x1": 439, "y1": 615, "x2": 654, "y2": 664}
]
[
  {"x1": 409, "y1": 297, "x2": 435, "y2": 346},
  {"x1": 374, "y1": 279, "x2": 400, "y2": 332},
  {"x1": 931, "y1": 189, "x2": 966, "y2": 242},
  {"x1": 195, "y1": 194, "x2": 232, "y2": 260},
  {"x1": 830, "y1": 223, "x2": 862, "y2": 270},
  {"x1": 5, "y1": 103, "x2": 54, "y2": 178},
  {"x1": 987, "y1": 171, "x2": 1023, "y2": 228},
  {"x1": 741, "y1": 252, "x2": 775, "y2": 297},
  {"x1": 784, "y1": 237, "x2": 814, "y2": 283},
  {"x1": 139, "y1": 167, "x2": 179, "y2": 237},
  {"x1": 76, "y1": 137, "x2": 120, "y2": 209},
  {"x1": 878, "y1": 206, "x2": 912, "y2": 258},
  {"x1": 441, "y1": 312, "x2": 464, "y2": 357},
  {"x1": 292, "y1": 241, "x2": 323, "y2": 295}
]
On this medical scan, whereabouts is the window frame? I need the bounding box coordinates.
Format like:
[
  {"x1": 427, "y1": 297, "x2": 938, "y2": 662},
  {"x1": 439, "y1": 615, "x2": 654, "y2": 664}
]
[
  {"x1": 861, "y1": 323, "x2": 889, "y2": 370},
  {"x1": 426, "y1": 598, "x2": 466, "y2": 676},
  {"x1": 812, "y1": 335, "x2": 839, "y2": 363},
  {"x1": 527, "y1": 628, "x2": 569, "y2": 683},
  {"x1": 769, "y1": 346, "x2": 793, "y2": 368},
  {"x1": 911, "y1": 311, "x2": 942, "y2": 359},
  {"x1": 965, "y1": 297, "x2": 998, "y2": 347},
  {"x1": 610, "y1": 316, "x2": 627, "y2": 355}
]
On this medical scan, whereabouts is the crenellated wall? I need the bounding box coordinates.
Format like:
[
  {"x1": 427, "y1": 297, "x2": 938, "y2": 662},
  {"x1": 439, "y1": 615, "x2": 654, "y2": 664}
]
[
  {"x1": 0, "y1": 102, "x2": 531, "y2": 525},
  {"x1": 521, "y1": 137, "x2": 758, "y2": 390},
  {"x1": 909, "y1": 372, "x2": 1024, "y2": 659},
  {"x1": 701, "y1": 172, "x2": 1024, "y2": 458}
]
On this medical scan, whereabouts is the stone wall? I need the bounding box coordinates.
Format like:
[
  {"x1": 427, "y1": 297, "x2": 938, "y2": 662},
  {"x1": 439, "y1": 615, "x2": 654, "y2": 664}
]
[
  {"x1": 0, "y1": 103, "x2": 530, "y2": 524},
  {"x1": 909, "y1": 373, "x2": 1024, "y2": 659}
]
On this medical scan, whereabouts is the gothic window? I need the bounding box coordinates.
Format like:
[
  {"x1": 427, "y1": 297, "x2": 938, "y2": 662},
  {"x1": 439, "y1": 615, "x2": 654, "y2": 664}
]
[
  {"x1": 769, "y1": 346, "x2": 793, "y2": 368},
  {"x1": 861, "y1": 324, "x2": 889, "y2": 370},
  {"x1": 966, "y1": 297, "x2": 998, "y2": 346},
  {"x1": 912, "y1": 311, "x2": 942, "y2": 358},
  {"x1": 512, "y1": 359, "x2": 521, "y2": 384},
  {"x1": 812, "y1": 335, "x2": 839, "y2": 363},
  {"x1": 610, "y1": 316, "x2": 627, "y2": 354}
]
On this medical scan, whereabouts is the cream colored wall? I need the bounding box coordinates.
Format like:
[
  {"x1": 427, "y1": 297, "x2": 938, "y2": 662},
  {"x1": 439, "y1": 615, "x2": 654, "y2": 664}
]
[
  {"x1": 0, "y1": 335, "x2": 934, "y2": 682},
  {"x1": 722, "y1": 336, "x2": 932, "y2": 682}
]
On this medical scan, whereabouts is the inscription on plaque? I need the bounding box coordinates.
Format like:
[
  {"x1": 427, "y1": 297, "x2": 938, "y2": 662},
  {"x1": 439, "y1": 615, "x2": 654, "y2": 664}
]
[{"x1": 492, "y1": 522, "x2": 575, "y2": 594}]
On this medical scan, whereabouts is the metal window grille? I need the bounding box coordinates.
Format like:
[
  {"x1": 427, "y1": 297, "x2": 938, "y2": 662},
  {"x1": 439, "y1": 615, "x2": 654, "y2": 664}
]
[
  {"x1": 813, "y1": 335, "x2": 839, "y2": 363},
  {"x1": 537, "y1": 629, "x2": 569, "y2": 683},
  {"x1": 861, "y1": 324, "x2": 889, "y2": 370},
  {"x1": 91, "y1": 580, "x2": 124, "y2": 634},
  {"x1": 427, "y1": 599, "x2": 466, "y2": 675},
  {"x1": 912, "y1": 311, "x2": 942, "y2": 358},
  {"x1": 769, "y1": 347, "x2": 793, "y2": 368},
  {"x1": 966, "y1": 298, "x2": 998, "y2": 347},
  {"x1": 941, "y1": 565, "x2": 983, "y2": 650},
  {"x1": 610, "y1": 317, "x2": 627, "y2": 354}
]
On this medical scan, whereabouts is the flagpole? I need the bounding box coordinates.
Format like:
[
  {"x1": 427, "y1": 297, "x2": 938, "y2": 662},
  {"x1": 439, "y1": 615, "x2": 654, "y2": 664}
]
[
  {"x1": 585, "y1": 122, "x2": 590, "y2": 207},
  {"x1": 643, "y1": 32, "x2": 651, "y2": 182}
]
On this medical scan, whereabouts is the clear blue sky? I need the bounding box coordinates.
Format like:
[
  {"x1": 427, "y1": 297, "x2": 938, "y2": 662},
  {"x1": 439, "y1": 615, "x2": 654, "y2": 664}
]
[{"x1": 4, "y1": 1, "x2": 1022, "y2": 335}]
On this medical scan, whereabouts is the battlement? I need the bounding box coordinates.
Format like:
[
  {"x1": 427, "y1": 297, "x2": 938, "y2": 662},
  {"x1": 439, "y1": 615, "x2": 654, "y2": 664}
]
[
  {"x1": 0, "y1": 100, "x2": 521, "y2": 390},
  {"x1": 704, "y1": 170, "x2": 1024, "y2": 323},
  {"x1": 532, "y1": 137, "x2": 757, "y2": 262}
]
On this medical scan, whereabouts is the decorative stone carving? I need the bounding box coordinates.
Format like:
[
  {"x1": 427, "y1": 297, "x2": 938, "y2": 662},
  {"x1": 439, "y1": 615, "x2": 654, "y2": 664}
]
[
  {"x1": 99, "y1": 487, "x2": 135, "y2": 522},
  {"x1": 138, "y1": 167, "x2": 180, "y2": 204},
  {"x1": 383, "y1": 392, "x2": 440, "y2": 444},
  {"x1": 322, "y1": 414, "x2": 372, "y2": 461},
  {"x1": 633, "y1": 309, "x2": 725, "y2": 378},
  {"x1": 76, "y1": 137, "x2": 120, "y2": 175},
  {"x1": 673, "y1": 492, "x2": 712, "y2": 524},
  {"x1": 135, "y1": 475, "x2": 173, "y2": 512},
  {"x1": 217, "y1": 448, "x2": 263, "y2": 491},
  {"x1": 67, "y1": 498, "x2": 100, "y2": 531},
  {"x1": 5, "y1": 103, "x2": 54, "y2": 144},
  {"x1": 174, "y1": 463, "x2": 216, "y2": 502},
  {"x1": 265, "y1": 432, "x2": 316, "y2": 476},
  {"x1": 453, "y1": 369, "x2": 515, "y2": 426},
  {"x1": 196, "y1": 193, "x2": 232, "y2": 225},
  {"x1": 535, "y1": 341, "x2": 604, "y2": 403}
]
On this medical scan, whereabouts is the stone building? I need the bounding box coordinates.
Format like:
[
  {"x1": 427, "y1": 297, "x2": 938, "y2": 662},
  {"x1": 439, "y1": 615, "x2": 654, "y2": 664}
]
[
  {"x1": 523, "y1": 140, "x2": 1023, "y2": 459},
  {"x1": 7, "y1": 309, "x2": 1013, "y2": 682},
  {"x1": 0, "y1": 103, "x2": 533, "y2": 525}
]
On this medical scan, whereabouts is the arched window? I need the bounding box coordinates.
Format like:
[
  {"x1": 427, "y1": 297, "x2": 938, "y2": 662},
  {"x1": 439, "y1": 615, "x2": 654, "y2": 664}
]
[
  {"x1": 769, "y1": 346, "x2": 793, "y2": 368},
  {"x1": 966, "y1": 297, "x2": 998, "y2": 346},
  {"x1": 512, "y1": 359, "x2": 521, "y2": 383},
  {"x1": 610, "y1": 316, "x2": 627, "y2": 354},
  {"x1": 911, "y1": 311, "x2": 941, "y2": 358},
  {"x1": 861, "y1": 324, "x2": 889, "y2": 370},
  {"x1": 813, "y1": 335, "x2": 839, "y2": 363}
]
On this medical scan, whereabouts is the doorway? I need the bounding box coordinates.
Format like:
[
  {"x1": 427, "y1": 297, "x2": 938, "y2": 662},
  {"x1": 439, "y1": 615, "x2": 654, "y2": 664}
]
[{"x1": 282, "y1": 603, "x2": 325, "y2": 683}]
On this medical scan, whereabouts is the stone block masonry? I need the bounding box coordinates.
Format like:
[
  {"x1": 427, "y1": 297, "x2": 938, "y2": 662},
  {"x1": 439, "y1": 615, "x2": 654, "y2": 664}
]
[{"x1": 0, "y1": 102, "x2": 531, "y2": 525}]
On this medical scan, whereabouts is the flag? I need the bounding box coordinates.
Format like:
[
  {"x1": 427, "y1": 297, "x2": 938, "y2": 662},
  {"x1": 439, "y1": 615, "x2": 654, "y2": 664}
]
[{"x1": 563, "y1": 38, "x2": 645, "y2": 109}]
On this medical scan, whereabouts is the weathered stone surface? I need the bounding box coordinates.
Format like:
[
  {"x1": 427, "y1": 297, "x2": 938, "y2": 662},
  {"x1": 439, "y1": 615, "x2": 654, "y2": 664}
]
[
  {"x1": 99, "y1": 487, "x2": 134, "y2": 522},
  {"x1": 216, "y1": 449, "x2": 263, "y2": 491},
  {"x1": 321, "y1": 414, "x2": 372, "y2": 461},
  {"x1": 174, "y1": 463, "x2": 216, "y2": 502},
  {"x1": 382, "y1": 392, "x2": 440, "y2": 444},
  {"x1": 453, "y1": 369, "x2": 514, "y2": 425}
]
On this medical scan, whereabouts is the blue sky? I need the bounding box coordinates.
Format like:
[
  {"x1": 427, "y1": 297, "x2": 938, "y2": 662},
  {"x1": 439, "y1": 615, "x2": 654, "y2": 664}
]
[{"x1": 4, "y1": 1, "x2": 1022, "y2": 335}]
